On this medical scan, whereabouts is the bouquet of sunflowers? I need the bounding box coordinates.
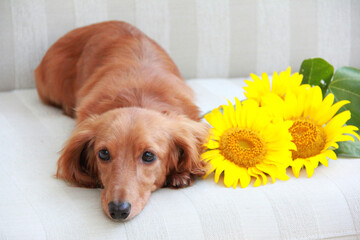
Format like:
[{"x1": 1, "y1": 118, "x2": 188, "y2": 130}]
[{"x1": 202, "y1": 58, "x2": 360, "y2": 188}]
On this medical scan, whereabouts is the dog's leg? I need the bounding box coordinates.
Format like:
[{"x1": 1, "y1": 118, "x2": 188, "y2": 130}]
[{"x1": 165, "y1": 172, "x2": 194, "y2": 188}]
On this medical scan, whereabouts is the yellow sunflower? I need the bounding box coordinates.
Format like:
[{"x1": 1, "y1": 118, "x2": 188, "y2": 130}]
[
  {"x1": 262, "y1": 86, "x2": 360, "y2": 178},
  {"x1": 202, "y1": 98, "x2": 296, "y2": 188},
  {"x1": 243, "y1": 67, "x2": 304, "y2": 104}
]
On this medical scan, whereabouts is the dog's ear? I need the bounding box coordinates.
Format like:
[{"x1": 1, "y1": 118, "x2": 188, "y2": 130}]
[
  {"x1": 166, "y1": 116, "x2": 209, "y2": 188},
  {"x1": 56, "y1": 116, "x2": 100, "y2": 188}
]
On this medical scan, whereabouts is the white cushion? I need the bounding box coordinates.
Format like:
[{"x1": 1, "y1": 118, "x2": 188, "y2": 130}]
[
  {"x1": 1, "y1": 79, "x2": 359, "y2": 239},
  {"x1": 1, "y1": 1, "x2": 359, "y2": 91}
]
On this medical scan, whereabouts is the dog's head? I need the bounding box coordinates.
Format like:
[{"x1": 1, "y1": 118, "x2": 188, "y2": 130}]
[{"x1": 56, "y1": 107, "x2": 209, "y2": 221}]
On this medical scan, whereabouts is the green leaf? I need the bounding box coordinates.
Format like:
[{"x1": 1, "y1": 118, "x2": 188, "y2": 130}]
[
  {"x1": 299, "y1": 58, "x2": 334, "y2": 96},
  {"x1": 335, "y1": 136, "x2": 360, "y2": 158},
  {"x1": 328, "y1": 67, "x2": 360, "y2": 133}
]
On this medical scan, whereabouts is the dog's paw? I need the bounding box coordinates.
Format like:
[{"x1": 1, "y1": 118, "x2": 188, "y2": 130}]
[{"x1": 165, "y1": 172, "x2": 194, "y2": 188}]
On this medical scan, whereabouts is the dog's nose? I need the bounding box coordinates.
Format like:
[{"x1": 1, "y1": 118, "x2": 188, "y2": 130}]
[{"x1": 108, "y1": 201, "x2": 131, "y2": 220}]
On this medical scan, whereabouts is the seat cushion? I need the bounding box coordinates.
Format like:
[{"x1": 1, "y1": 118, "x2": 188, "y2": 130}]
[{"x1": 0, "y1": 78, "x2": 359, "y2": 239}]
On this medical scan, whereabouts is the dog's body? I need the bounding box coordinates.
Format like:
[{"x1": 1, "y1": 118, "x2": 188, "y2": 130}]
[
  {"x1": 35, "y1": 21, "x2": 199, "y2": 122},
  {"x1": 35, "y1": 21, "x2": 208, "y2": 221}
]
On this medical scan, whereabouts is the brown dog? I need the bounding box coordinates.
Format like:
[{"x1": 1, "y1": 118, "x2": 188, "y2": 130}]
[{"x1": 35, "y1": 21, "x2": 209, "y2": 221}]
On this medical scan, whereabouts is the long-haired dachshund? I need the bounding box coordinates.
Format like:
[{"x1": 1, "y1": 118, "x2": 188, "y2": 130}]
[{"x1": 35, "y1": 21, "x2": 209, "y2": 221}]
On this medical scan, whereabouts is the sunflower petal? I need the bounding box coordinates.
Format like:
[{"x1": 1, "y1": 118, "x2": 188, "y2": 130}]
[
  {"x1": 214, "y1": 166, "x2": 224, "y2": 183},
  {"x1": 239, "y1": 168, "x2": 251, "y2": 188},
  {"x1": 333, "y1": 134, "x2": 356, "y2": 143},
  {"x1": 232, "y1": 178, "x2": 239, "y2": 189},
  {"x1": 204, "y1": 109, "x2": 227, "y2": 133},
  {"x1": 304, "y1": 161, "x2": 315, "y2": 178},
  {"x1": 317, "y1": 100, "x2": 350, "y2": 125},
  {"x1": 222, "y1": 99, "x2": 237, "y2": 128},
  {"x1": 324, "y1": 141, "x2": 339, "y2": 150},
  {"x1": 324, "y1": 150, "x2": 337, "y2": 160},
  {"x1": 204, "y1": 139, "x2": 219, "y2": 149},
  {"x1": 307, "y1": 86, "x2": 323, "y2": 118},
  {"x1": 248, "y1": 168, "x2": 262, "y2": 187},
  {"x1": 224, "y1": 165, "x2": 236, "y2": 188},
  {"x1": 324, "y1": 111, "x2": 351, "y2": 139},
  {"x1": 319, "y1": 156, "x2": 328, "y2": 167},
  {"x1": 201, "y1": 149, "x2": 221, "y2": 161},
  {"x1": 252, "y1": 167, "x2": 268, "y2": 185},
  {"x1": 291, "y1": 160, "x2": 304, "y2": 178},
  {"x1": 312, "y1": 93, "x2": 334, "y2": 123}
]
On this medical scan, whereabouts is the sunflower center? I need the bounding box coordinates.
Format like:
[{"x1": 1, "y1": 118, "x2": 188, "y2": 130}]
[
  {"x1": 219, "y1": 128, "x2": 265, "y2": 168},
  {"x1": 289, "y1": 119, "x2": 326, "y2": 159}
]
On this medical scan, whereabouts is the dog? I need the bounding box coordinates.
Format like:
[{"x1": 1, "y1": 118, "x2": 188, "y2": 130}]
[{"x1": 35, "y1": 21, "x2": 209, "y2": 221}]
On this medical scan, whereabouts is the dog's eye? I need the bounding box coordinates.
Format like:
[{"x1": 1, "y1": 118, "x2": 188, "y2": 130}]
[
  {"x1": 98, "y1": 149, "x2": 111, "y2": 161},
  {"x1": 142, "y1": 151, "x2": 156, "y2": 163}
]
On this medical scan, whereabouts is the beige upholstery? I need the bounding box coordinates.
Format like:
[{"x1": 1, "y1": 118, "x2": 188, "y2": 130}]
[{"x1": 1, "y1": 0, "x2": 359, "y2": 91}]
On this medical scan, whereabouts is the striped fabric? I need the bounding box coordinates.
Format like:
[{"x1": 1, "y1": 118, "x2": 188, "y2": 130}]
[
  {"x1": 1, "y1": 81, "x2": 360, "y2": 239},
  {"x1": 0, "y1": 0, "x2": 359, "y2": 91}
]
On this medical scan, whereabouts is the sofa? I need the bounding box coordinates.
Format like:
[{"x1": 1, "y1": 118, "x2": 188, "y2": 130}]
[{"x1": 1, "y1": 1, "x2": 359, "y2": 239}]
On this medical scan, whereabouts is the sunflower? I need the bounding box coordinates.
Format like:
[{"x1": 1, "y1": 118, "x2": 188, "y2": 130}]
[
  {"x1": 262, "y1": 86, "x2": 360, "y2": 178},
  {"x1": 243, "y1": 67, "x2": 304, "y2": 105},
  {"x1": 202, "y1": 98, "x2": 296, "y2": 188}
]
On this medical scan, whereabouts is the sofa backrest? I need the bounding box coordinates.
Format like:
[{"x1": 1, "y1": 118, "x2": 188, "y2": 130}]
[{"x1": 1, "y1": 0, "x2": 359, "y2": 91}]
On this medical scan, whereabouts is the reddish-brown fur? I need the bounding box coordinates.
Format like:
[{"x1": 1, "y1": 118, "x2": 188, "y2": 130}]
[{"x1": 35, "y1": 21, "x2": 209, "y2": 220}]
